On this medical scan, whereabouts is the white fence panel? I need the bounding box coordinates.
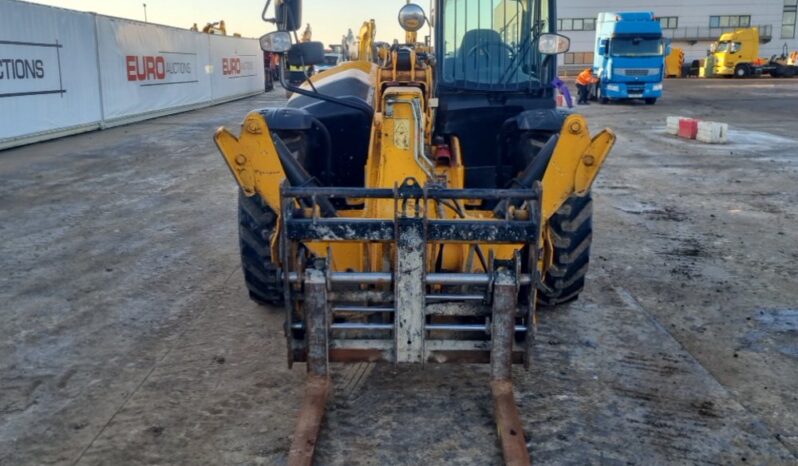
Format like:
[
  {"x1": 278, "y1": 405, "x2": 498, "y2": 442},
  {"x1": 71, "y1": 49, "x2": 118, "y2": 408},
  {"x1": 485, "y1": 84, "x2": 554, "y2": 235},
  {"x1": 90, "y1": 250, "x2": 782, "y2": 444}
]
[
  {"x1": 0, "y1": 1, "x2": 102, "y2": 145},
  {"x1": 209, "y1": 35, "x2": 265, "y2": 100},
  {"x1": 96, "y1": 16, "x2": 213, "y2": 121},
  {"x1": 0, "y1": 2, "x2": 264, "y2": 150}
]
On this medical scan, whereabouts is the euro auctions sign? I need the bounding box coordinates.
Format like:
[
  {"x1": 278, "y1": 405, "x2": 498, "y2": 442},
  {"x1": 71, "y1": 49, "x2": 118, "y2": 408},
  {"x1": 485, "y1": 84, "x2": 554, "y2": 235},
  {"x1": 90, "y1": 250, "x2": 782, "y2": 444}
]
[
  {"x1": 2, "y1": 1, "x2": 262, "y2": 149},
  {"x1": 221, "y1": 56, "x2": 256, "y2": 77},
  {"x1": 209, "y1": 37, "x2": 264, "y2": 100},
  {"x1": 125, "y1": 52, "x2": 197, "y2": 85},
  {"x1": 222, "y1": 57, "x2": 240, "y2": 75},
  {"x1": 0, "y1": 40, "x2": 65, "y2": 98}
]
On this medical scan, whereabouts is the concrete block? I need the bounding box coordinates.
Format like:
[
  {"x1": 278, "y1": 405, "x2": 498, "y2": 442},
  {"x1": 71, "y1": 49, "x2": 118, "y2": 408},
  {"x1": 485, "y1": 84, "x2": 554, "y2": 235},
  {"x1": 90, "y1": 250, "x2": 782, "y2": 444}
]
[
  {"x1": 666, "y1": 116, "x2": 683, "y2": 135},
  {"x1": 697, "y1": 121, "x2": 729, "y2": 144},
  {"x1": 678, "y1": 118, "x2": 698, "y2": 140}
]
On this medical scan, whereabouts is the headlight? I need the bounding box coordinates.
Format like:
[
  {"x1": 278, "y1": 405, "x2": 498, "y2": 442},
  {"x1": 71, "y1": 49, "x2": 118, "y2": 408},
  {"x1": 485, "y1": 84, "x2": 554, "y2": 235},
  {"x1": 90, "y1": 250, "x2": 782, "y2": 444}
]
[
  {"x1": 606, "y1": 84, "x2": 620, "y2": 92},
  {"x1": 537, "y1": 33, "x2": 571, "y2": 55},
  {"x1": 653, "y1": 83, "x2": 663, "y2": 91},
  {"x1": 259, "y1": 31, "x2": 292, "y2": 53}
]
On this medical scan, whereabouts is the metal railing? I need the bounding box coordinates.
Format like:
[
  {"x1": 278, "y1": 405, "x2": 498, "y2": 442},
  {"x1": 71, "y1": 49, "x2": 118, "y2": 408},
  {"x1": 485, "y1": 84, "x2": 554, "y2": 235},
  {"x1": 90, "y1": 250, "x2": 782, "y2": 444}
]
[{"x1": 663, "y1": 24, "x2": 773, "y2": 43}]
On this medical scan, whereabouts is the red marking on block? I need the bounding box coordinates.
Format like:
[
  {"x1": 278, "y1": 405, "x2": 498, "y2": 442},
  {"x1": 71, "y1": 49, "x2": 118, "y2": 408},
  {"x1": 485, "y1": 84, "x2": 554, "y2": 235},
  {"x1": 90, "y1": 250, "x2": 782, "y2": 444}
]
[{"x1": 678, "y1": 118, "x2": 698, "y2": 139}]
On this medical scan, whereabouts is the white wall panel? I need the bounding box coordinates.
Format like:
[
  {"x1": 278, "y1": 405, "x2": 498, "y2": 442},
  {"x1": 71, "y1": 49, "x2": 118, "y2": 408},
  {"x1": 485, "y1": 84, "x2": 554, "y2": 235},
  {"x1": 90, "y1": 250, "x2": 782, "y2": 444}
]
[
  {"x1": 0, "y1": 0, "x2": 264, "y2": 149},
  {"x1": 0, "y1": 1, "x2": 102, "y2": 144},
  {"x1": 96, "y1": 16, "x2": 213, "y2": 121},
  {"x1": 209, "y1": 35, "x2": 265, "y2": 100}
]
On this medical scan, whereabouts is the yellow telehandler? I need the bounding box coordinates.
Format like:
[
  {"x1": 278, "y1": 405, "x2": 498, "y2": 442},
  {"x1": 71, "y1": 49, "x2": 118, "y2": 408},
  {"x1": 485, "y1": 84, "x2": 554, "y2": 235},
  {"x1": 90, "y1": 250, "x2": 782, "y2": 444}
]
[{"x1": 215, "y1": 1, "x2": 615, "y2": 464}]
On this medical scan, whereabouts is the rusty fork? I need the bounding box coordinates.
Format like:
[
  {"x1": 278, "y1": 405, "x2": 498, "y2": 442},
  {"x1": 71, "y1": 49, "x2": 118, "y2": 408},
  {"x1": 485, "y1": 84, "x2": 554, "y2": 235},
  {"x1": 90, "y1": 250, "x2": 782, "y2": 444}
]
[
  {"x1": 287, "y1": 269, "x2": 330, "y2": 466},
  {"x1": 490, "y1": 268, "x2": 531, "y2": 466},
  {"x1": 286, "y1": 265, "x2": 531, "y2": 465}
]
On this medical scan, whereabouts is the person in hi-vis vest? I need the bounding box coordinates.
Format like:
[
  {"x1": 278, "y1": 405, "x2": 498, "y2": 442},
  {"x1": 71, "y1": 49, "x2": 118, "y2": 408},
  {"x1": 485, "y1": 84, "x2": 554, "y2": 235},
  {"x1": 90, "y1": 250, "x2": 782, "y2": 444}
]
[{"x1": 575, "y1": 68, "x2": 599, "y2": 105}]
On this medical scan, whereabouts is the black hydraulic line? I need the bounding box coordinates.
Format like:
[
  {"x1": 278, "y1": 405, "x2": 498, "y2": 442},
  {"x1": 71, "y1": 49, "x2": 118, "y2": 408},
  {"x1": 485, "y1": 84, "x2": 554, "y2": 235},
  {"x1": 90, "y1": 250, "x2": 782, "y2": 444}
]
[
  {"x1": 278, "y1": 61, "x2": 374, "y2": 121},
  {"x1": 438, "y1": 199, "x2": 489, "y2": 271},
  {"x1": 309, "y1": 117, "x2": 334, "y2": 185},
  {"x1": 493, "y1": 133, "x2": 558, "y2": 218},
  {"x1": 494, "y1": 119, "x2": 517, "y2": 188}
]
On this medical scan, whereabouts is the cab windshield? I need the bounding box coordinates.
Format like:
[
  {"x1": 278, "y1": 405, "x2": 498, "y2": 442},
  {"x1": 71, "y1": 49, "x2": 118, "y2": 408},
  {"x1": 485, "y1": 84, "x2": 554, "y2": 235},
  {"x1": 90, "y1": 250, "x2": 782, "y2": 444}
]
[
  {"x1": 715, "y1": 41, "x2": 741, "y2": 53},
  {"x1": 611, "y1": 37, "x2": 663, "y2": 57},
  {"x1": 440, "y1": 0, "x2": 548, "y2": 91}
]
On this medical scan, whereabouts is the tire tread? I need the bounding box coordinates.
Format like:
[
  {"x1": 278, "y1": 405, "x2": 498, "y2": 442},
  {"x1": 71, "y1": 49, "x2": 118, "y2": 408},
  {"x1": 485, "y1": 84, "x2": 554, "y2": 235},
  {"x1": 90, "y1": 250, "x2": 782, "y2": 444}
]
[
  {"x1": 538, "y1": 194, "x2": 594, "y2": 307},
  {"x1": 238, "y1": 192, "x2": 284, "y2": 306}
]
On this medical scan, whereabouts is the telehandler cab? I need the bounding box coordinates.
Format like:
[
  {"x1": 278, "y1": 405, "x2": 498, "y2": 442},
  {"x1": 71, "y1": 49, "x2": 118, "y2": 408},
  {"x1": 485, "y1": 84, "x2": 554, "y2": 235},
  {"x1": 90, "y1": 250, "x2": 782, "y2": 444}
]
[{"x1": 215, "y1": 1, "x2": 615, "y2": 464}]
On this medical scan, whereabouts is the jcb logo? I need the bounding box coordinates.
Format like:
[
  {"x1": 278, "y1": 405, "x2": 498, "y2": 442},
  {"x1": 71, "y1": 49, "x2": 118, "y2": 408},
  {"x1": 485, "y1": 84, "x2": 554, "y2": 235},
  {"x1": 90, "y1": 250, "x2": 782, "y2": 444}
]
[
  {"x1": 126, "y1": 55, "x2": 166, "y2": 81},
  {"x1": 222, "y1": 58, "x2": 241, "y2": 76}
]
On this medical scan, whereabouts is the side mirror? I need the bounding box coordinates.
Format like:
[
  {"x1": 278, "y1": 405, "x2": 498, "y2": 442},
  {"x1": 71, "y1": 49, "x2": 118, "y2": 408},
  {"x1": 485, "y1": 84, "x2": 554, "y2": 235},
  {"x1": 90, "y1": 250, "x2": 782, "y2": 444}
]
[
  {"x1": 538, "y1": 33, "x2": 570, "y2": 55},
  {"x1": 287, "y1": 41, "x2": 325, "y2": 66},
  {"x1": 598, "y1": 39, "x2": 609, "y2": 56},
  {"x1": 260, "y1": 31, "x2": 292, "y2": 53},
  {"x1": 275, "y1": 0, "x2": 302, "y2": 32}
]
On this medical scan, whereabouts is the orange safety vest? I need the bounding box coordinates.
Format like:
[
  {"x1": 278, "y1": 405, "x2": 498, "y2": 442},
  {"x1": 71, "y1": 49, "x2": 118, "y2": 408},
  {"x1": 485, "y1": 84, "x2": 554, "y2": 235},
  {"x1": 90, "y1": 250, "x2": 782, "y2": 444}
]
[{"x1": 576, "y1": 69, "x2": 597, "y2": 86}]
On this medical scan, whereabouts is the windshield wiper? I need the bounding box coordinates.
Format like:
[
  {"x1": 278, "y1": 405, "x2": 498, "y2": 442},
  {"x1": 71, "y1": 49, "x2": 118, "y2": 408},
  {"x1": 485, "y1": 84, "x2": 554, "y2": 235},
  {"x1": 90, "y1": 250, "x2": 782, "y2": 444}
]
[
  {"x1": 499, "y1": 37, "x2": 527, "y2": 84},
  {"x1": 499, "y1": 16, "x2": 548, "y2": 87},
  {"x1": 499, "y1": 35, "x2": 542, "y2": 87}
]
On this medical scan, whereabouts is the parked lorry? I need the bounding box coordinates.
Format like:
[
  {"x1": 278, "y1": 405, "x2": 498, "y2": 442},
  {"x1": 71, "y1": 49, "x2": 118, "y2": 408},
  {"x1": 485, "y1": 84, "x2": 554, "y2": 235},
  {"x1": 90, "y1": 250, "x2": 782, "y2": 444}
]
[
  {"x1": 665, "y1": 46, "x2": 684, "y2": 78},
  {"x1": 593, "y1": 12, "x2": 667, "y2": 104},
  {"x1": 711, "y1": 27, "x2": 798, "y2": 78}
]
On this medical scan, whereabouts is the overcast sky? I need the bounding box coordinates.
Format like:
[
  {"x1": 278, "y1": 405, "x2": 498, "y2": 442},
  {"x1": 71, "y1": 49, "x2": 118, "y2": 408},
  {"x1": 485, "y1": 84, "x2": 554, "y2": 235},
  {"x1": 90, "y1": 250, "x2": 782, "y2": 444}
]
[{"x1": 27, "y1": 0, "x2": 427, "y2": 46}]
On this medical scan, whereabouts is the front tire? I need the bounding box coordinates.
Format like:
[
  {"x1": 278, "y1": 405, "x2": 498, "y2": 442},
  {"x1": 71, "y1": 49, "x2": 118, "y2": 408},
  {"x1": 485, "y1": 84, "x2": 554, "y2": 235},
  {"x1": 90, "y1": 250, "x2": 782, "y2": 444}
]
[
  {"x1": 238, "y1": 192, "x2": 284, "y2": 306},
  {"x1": 235, "y1": 130, "x2": 309, "y2": 306},
  {"x1": 598, "y1": 87, "x2": 609, "y2": 104},
  {"x1": 645, "y1": 98, "x2": 657, "y2": 105},
  {"x1": 538, "y1": 194, "x2": 593, "y2": 307},
  {"x1": 735, "y1": 64, "x2": 750, "y2": 78}
]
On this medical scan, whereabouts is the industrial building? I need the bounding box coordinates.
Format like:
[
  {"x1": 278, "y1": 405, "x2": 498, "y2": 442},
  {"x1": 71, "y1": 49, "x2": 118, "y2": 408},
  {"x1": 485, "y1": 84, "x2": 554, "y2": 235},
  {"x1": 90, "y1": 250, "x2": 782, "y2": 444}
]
[{"x1": 557, "y1": 0, "x2": 798, "y2": 71}]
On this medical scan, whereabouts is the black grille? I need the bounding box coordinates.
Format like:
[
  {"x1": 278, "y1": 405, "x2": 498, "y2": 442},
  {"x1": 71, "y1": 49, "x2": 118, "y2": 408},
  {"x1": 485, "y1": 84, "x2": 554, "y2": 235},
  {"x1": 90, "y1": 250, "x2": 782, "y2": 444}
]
[{"x1": 624, "y1": 69, "x2": 650, "y2": 77}]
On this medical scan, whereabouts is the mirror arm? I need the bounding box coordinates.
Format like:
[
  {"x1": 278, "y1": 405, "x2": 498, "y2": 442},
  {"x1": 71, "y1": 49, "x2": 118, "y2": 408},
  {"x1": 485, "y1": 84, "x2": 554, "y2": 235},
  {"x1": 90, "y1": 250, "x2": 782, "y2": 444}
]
[
  {"x1": 277, "y1": 61, "x2": 374, "y2": 120},
  {"x1": 262, "y1": 0, "x2": 275, "y2": 23},
  {"x1": 301, "y1": 59, "x2": 319, "y2": 94},
  {"x1": 286, "y1": 3, "x2": 298, "y2": 31},
  {"x1": 541, "y1": 54, "x2": 553, "y2": 84}
]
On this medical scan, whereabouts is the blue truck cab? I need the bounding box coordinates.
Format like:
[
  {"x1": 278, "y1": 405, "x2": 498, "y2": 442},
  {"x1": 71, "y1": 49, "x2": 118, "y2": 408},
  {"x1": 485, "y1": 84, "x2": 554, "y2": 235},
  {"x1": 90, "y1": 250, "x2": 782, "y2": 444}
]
[{"x1": 593, "y1": 12, "x2": 668, "y2": 105}]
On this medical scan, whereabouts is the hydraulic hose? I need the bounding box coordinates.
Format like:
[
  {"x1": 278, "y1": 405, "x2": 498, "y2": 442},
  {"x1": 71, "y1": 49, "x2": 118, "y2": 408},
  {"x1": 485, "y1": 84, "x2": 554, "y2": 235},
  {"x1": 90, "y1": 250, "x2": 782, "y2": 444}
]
[
  {"x1": 309, "y1": 117, "x2": 334, "y2": 185},
  {"x1": 278, "y1": 61, "x2": 374, "y2": 120}
]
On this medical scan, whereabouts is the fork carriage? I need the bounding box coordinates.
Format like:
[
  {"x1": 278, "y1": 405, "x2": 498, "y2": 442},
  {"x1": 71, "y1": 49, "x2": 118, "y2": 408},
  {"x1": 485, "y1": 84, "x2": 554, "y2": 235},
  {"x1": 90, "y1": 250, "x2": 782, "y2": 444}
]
[
  {"x1": 281, "y1": 180, "x2": 542, "y2": 465},
  {"x1": 282, "y1": 180, "x2": 544, "y2": 366}
]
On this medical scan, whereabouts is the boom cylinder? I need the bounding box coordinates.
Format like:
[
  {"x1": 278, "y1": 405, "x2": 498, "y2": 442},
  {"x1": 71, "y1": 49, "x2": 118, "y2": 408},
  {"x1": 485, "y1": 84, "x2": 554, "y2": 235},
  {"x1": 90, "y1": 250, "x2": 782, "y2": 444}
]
[
  {"x1": 272, "y1": 134, "x2": 337, "y2": 217},
  {"x1": 493, "y1": 134, "x2": 559, "y2": 218}
]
